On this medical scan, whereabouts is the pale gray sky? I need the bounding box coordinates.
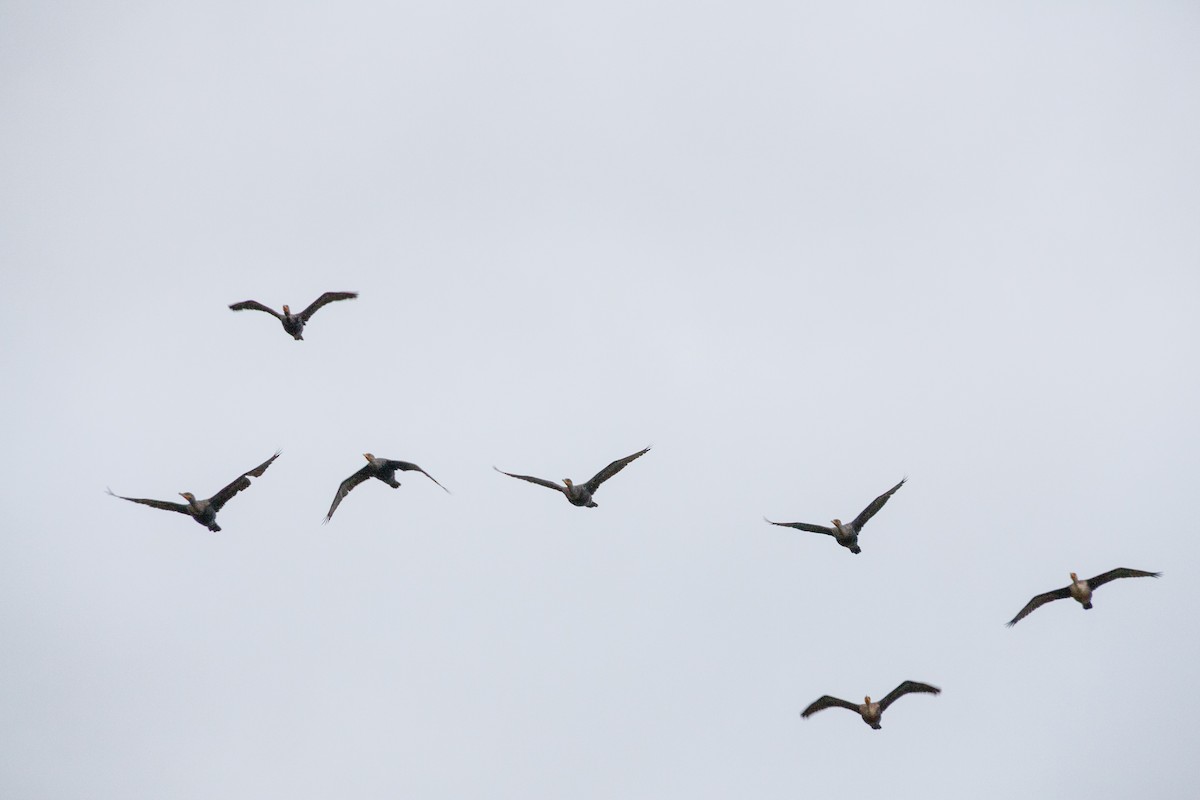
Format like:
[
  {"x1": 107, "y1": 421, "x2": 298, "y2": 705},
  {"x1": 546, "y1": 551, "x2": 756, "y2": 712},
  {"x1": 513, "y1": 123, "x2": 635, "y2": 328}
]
[{"x1": 2, "y1": 2, "x2": 1198, "y2": 798}]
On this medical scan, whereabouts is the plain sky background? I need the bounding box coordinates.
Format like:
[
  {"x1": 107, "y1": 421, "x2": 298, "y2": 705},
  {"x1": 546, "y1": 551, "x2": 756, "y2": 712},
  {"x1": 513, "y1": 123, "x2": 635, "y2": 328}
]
[{"x1": 2, "y1": 1, "x2": 1198, "y2": 798}]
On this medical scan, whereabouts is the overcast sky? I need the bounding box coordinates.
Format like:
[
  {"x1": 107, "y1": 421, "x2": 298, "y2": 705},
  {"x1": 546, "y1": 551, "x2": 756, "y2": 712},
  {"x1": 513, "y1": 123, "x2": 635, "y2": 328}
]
[{"x1": 2, "y1": 2, "x2": 1199, "y2": 798}]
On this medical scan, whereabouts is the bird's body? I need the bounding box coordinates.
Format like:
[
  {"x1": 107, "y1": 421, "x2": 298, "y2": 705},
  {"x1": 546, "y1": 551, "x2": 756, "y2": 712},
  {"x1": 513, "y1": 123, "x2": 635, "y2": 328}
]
[
  {"x1": 108, "y1": 452, "x2": 280, "y2": 532},
  {"x1": 765, "y1": 478, "x2": 906, "y2": 554},
  {"x1": 830, "y1": 519, "x2": 861, "y2": 553},
  {"x1": 801, "y1": 681, "x2": 940, "y2": 730},
  {"x1": 859, "y1": 699, "x2": 885, "y2": 729},
  {"x1": 1069, "y1": 574, "x2": 1094, "y2": 609},
  {"x1": 229, "y1": 292, "x2": 358, "y2": 340},
  {"x1": 179, "y1": 493, "x2": 219, "y2": 530},
  {"x1": 494, "y1": 447, "x2": 650, "y2": 508},
  {"x1": 324, "y1": 453, "x2": 449, "y2": 522},
  {"x1": 563, "y1": 479, "x2": 599, "y2": 508},
  {"x1": 1007, "y1": 568, "x2": 1161, "y2": 626}
]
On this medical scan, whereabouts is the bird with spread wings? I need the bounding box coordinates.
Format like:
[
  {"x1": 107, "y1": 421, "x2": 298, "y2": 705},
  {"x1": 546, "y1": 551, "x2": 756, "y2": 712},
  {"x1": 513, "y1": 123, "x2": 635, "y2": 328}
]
[
  {"x1": 494, "y1": 446, "x2": 650, "y2": 508},
  {"x1": 324, "y1": 453, "x2": 449, "y2": 523},
  {"x1": 108, "y1": 451, "x2": 280, "y2": 532},
  {"x1": 229, "y1": 291, "x2": 358, "y2": 340}
]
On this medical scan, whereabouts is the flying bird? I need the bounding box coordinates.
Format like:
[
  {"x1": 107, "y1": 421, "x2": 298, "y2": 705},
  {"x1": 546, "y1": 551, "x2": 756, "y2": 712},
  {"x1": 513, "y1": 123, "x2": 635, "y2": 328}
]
[
  {"x1": 228, "y1": 291, "x2": 358, "y2": 340},
  {"x1": 107, "y1": 451, "x2": 280, "y2": 532},
  {"x1": 1006, "y1": 568, "x2": 1161, "y2": 626},
  {"x1": 494, "y1": 446, "x2": 651, "y2": 508},
  {"x1": 325, "y1": 453, "x2": 449, "y2": 523},
  {"x1": 764, "y1": 478, "x2": 906, "y2": 554},
  {"x1": 801, "y1": 681, "x2": 940, "y2": 730}
]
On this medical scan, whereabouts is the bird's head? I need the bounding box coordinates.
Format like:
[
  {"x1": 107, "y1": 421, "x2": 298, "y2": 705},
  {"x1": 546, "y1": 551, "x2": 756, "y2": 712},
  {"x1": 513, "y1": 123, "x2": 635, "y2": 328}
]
[
  {"x1": 863, "y1": 696, "x2": 872, "y2": 705},
  {"x1": 832, "y1": 518, "x2": 843, "y2": 527},
  {"x1": 179, "y1": 492, "x2": 197, "y2": 502},
  {"x1": 282, "y1": 304, "x2": 291, "y2": 315},
  {"x1": 363, "y1": 453, "x2": 375, "y2": 461},
  {"x1": 1070, "y1": 572, "x2": 1079, "y2": 582},
  {"x1": 563, "y1": 478, "x2": 574, "y2": 488}
]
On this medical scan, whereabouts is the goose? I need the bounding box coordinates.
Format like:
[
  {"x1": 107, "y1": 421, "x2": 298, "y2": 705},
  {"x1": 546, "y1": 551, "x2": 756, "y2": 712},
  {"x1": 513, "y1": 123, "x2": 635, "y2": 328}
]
[
  {"x1": 1007, "y1": 568, "x2": 1161, "y2": 626},
  {"x1": 801, "y1": 681, "x2": 940, "y2": 730},
  {"x1": 108, "y1": 451, "x2": 280, "y2": 532},
  {"x1": 494, "y1": 446, "x2": 650, "y2": 508},
  {"x1": 764, "y1": 478, "x2": 905, "y2": 554},
  {"x1": 229, "y1": 291, "x2": 358, "y2": 340},
  {"x1": 325, "y1": 453, "x2": 448, "y2": 522}
]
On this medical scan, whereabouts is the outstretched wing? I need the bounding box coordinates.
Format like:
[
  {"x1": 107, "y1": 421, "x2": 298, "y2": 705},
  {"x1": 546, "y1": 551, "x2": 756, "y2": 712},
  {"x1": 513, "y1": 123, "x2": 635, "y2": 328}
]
[
  {"x1": 763, "y1": 517, "x2": 836, "y2": 536},
  {"x1": 1006, "y1": 586, "x2": 1073, "y2": 627},
  {"x1": 208, "y1": 451, "x2": 281, "y2": 511},
  {"x1": 228, "y1": 300, "x2": 284, "y2": 320},
  {"x1": 877, "y1": 680, "x2": 941, "y2": 712},
  {"x1": 1087, "y1": 568, "x2": 1161, "y2": 590},
  {"x1": 801, "y1": 695, "x2": 861, "y2": 718},
  {"x1": 850, "y1": 477, "x2": 906, "y2": 532},
  {"x1": 299, "y1": 291, "x2": 358, "y2": 322},
  {"x1": 325, "y1": 465, "x2": 376, "y2": 522},
  {"x1": 106, "y1": 488, "x2": 191, "y2": 516},
  {"x1": 583, "y1": 446, "x2": 651, "y2": 494},
  {"x1": 493, "y1": 467, "x2": 565, "y2": 493},
  {"x1": 386, "y1": 460, "x2": 450, "y2": 493}
]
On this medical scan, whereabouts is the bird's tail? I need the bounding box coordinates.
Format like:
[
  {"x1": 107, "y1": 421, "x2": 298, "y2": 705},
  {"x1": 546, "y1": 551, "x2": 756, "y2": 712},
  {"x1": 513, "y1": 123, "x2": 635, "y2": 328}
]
[
  {"x1": 1083, "y1": 601, "x2": 1093, "y2": 610},
  {"x1": 209, "y1": 522, "x2": 222, "y2": 532}
]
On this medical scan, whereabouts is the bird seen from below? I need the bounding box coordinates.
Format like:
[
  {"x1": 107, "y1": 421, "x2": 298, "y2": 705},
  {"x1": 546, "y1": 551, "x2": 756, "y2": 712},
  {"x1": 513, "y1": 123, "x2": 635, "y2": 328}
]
[
  {"x1": 325, "y1": 453, "x2": 449, "y2": 523},
  {"x1": 764, "y1": 477, "x2": 906, "y2": 554},
  {"x1": 107, "y1": 451, "x2": 281, "y2": 532},
  {"x1": 228, "y1": 291, "x2": 358, "y2": 340},
  {"x1": 1006, "y1": 568, "x2": 1161, "y2": 626},
  {"x1": 801, "y1": 681, "x2": 941, "y2": 730},
  {"x1": 493, "y1": 446, "x2": 651, "y2": 508}
]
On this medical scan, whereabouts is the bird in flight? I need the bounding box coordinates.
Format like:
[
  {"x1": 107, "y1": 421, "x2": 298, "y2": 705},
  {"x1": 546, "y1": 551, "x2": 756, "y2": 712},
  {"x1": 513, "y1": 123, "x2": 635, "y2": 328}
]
[
  {"x1": 764, "y1": 478, "x2": 906, "y2": 554},
  {"x1": 1006, "y1": 568, "x2": 1161, "y2": 626},
  {"x1": 108, "y1": 451, "x2": 280, "y2": 532},
  {"x1": 325, "y1": 453, "x2": 449, "y2": 523},
  {"x1": 229, "y1": 291, "x2": 358, "y2": 340},
  {"x1": 494, "y1": 446, "x2": 651, "y2": 508},
  {"x1": 801, "y1": 681, "x2": 940, "y2": 730}
]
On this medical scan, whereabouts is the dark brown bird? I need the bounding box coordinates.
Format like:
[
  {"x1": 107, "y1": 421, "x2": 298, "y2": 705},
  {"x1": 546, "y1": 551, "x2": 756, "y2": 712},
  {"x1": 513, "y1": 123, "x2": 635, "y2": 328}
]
[
  {"x1": 108, "y1": 452, "x2": 280, "y2": 532},
  {"x1": 324, "y1": 453, "x2": 449, "y2": 523},
  {"x1": 801, "y1": 681, "x2": 940, "y2": 730},
  {"x1": 494, "y1": 446, "x2": 650, "y2": 507},
  {"x1": 764, "y1": 478, "x2": 905, "y2": 554},
  {"x1": 229, "y1": 292, "x2": 358, "y2": 340},
  {"x1": 1007, "y1": 568, "x2": 1161, "y2": 626}
]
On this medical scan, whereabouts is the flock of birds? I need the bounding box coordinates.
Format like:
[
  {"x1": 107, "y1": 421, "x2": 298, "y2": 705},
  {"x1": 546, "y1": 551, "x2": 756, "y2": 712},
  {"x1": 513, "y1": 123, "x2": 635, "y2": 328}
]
[{"x1": 106, "y1": 290, "x2": 1163, "y2": 732}]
